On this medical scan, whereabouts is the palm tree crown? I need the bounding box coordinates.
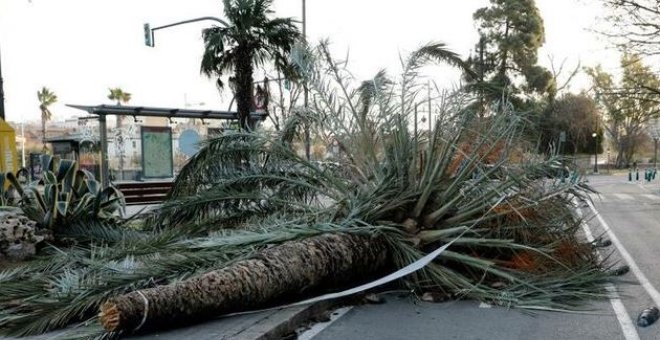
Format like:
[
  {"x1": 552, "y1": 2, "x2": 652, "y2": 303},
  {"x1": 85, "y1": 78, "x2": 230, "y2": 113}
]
[
  {"x1": 107, "y1": 88, "x2": 131, "y2": 106},
  {"x1": 201, "y1": 0, "x2": 301, "y2": 130}
]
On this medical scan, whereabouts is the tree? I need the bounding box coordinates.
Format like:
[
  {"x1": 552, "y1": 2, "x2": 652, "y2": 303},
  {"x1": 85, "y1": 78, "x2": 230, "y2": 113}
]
[
  {"x1": 108, "y1": 87, "x2": 131, "y2": 106},
  {"x1": 539, "y1": 93, "x2": 602, "y2": 155},
  {"x1": 37, "y1": 87, "x2": 57, "y2": 151},
  {"x1": 468, "y1": 0, "x2": 555, "y2": 112},
  {"x1": 107, "y1": 88, "x2": 131, "y2": 179},
  {"x1": 586, "y1": 54, "x2": 660, "y2": 167},
  {"x1": 200, "y1": 0, "x2": 301, "y2": 130},
  {"x1": 600, "y1": 0, "x2": 660, "y2": 56}
]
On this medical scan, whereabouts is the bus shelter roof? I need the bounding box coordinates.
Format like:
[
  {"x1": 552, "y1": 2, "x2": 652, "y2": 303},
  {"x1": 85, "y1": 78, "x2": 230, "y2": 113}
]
[{"x1": 67, "y1": 104, "x2": 266, "y2": 121}]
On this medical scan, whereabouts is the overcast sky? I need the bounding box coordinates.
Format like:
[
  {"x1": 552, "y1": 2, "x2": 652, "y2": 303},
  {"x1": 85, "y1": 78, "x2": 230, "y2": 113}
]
[{"x1": 0, "y1": 0, "x2": 620, "y2": 123}]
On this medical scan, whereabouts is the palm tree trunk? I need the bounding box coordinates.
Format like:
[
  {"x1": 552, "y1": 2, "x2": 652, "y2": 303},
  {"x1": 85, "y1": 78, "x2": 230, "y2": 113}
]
[
  {"x1": 235, "y1": 48, "x2": 254, "y2": 130},
  {"x1": 99, "y1": 232, "x2": 390, "y2": 333},
  {"x1": 41, "y1": 117, "x2": 46, "y2": 151}
]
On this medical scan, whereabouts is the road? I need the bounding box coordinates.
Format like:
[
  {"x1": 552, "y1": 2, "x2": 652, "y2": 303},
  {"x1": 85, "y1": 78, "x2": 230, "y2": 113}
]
[{"x1": 302, "y1": 174, "x2": 660, "y2": 340}]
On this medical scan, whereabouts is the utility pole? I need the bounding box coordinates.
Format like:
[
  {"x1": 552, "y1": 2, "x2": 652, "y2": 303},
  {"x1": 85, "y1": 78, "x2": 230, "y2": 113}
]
[
  {"x1": 478, "y1": 36, "x2": 485, "y2": 118},
  {"x1": 303, "y1": 0, "x2": 311, "y2": 160},
  {"x1": 0, "y1": 44, "x2": 6, "y2": 120},
  {"x1": 427, "y1": 81, "x2": 432, "y2": 132}
]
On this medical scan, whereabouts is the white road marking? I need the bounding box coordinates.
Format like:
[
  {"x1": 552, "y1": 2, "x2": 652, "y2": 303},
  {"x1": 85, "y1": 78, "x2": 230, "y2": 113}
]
[
  {"x1": 643, "y1": 194, "x2": 660, "y2": 201},
  {"x1": 587, "y1": 200, "x2": 660, "y2": 307},
  {"x1": 575, "y1": 202, "x2": 640, "y2": 340},
  {"x1": 298, "y1": 306, "x2": 353, "y2": 340},
  {"x1": 613, "y1": 194, "x2": 635, "y2": 201}
]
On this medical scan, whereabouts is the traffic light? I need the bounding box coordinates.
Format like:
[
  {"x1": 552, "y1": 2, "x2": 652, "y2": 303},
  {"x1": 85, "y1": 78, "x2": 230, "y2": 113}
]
[{"x1": 144, "y1": 23, "x2": 154, "y2": 47}]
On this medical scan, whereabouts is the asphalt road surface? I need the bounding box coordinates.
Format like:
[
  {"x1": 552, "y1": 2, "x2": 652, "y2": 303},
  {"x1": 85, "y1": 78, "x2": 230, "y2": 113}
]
[{"x1": 303, "y1": 174, "x2": 660, "y2": 340}]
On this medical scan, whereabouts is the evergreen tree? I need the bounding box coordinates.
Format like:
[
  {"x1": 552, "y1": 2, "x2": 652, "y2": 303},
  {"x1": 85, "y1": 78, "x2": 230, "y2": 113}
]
[{"x1": 468, "y1": 0, "x2": 555, "y2": 112}]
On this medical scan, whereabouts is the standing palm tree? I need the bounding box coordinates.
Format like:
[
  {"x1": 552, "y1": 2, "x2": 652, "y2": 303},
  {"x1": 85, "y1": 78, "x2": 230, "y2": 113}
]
[
  {"x1": 108, "y1": 88, "x2": 131, "y2": 180},
  {"x1": 37, "y1": 87, "x2": 57, "y2": 151},
  {"x1": 108, "y1": 87, "x2": 131, "y2": 106},
  {"x1": 201, "y1": 0, "x2": 301, "y2": 130}
]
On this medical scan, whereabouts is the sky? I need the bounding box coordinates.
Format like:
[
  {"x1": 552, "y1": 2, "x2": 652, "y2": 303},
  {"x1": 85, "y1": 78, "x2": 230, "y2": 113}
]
[{"x1": 0, "y1": 0, "x2": 621, "y2": 124}]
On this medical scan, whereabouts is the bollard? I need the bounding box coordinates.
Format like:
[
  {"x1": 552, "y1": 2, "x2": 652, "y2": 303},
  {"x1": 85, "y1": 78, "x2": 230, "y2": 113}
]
[
  {"x1": 637, "y1": 169, "x2": 640, "y2": 181},
  {"x1": 654, "y1": 170, "x2": 657, "y2": 180},
  {"x1": 629, "y1": 170, "x2": 633, "y2": 182}
]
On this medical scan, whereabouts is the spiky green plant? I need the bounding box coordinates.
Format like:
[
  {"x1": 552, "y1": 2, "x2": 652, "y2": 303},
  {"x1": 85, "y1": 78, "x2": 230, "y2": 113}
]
[
  {"x1": 0, "y1": 42, "x2": 608, "y2": 338},
  {"x1": 4, "y1": 155, "x2": 124, "y2": 234}
]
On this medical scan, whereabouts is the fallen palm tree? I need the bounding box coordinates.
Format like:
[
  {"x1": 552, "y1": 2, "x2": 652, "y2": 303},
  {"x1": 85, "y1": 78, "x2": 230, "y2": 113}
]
[
  {"x1": 0, "y1": 42, "x2": 608, "y2": 339},
  {"x1": 99, "y1": 233, "x2": 390, "y2": 332}
]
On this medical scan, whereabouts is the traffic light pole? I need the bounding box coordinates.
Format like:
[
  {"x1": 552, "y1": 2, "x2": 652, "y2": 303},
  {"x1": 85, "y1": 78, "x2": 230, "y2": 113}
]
[
  {"x1": 303, "y1": 0, "x2": 311, "y2": 161},
  {"x1": 144, "y1": 16, "x2": 229, "y2": 47}
]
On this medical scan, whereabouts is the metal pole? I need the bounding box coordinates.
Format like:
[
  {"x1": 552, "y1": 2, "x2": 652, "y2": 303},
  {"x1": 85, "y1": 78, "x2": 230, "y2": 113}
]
[
  {"x1": 654, "y1": 138, "x2": 658, "y2": 170},
  {"x1": 594, "y1": 136, "x2": 598, "y2": 174},
  {"x1": 303, "y1": 0, "x2": 310, "y2": 160},
  {"x1": 302, "y1": 0, "x2": 306, "y2": 46},
  {"x1": 427, "y1": 81, "x2": 432, "y2": 132},
  {"x1": 0, "y1": 44, "x2": 6, "y2": 120},
  {"x1": 21, "y1": 121, "x2": 25, "y2": 168},
  {"x1": 414, "y1": 104, "x2": 418, "y2": 141},
  {"x1": 99, "y1": 115, "x2": 109, "y2": 186}
]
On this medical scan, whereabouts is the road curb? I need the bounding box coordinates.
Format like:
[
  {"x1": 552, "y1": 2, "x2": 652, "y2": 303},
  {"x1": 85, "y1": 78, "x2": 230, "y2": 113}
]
[
  {"x1": 126, "y1": 300, "x2": 345, "y2": 340},
  {"x1": 251, "y1": 301, "x2": 340, "y2": 340}
]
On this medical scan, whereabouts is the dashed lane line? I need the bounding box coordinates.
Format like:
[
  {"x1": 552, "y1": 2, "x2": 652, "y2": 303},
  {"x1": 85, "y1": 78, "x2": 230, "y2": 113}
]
[
  {"x1": 642, "y1": 194, "x2": 660, "y2": 201},
  {"x1": 613, "y1": 193, "x2": 635, "y2": 201}
]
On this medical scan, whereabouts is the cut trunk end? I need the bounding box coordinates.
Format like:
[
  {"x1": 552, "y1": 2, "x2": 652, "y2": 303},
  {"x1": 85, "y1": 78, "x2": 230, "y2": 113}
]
[{"x1": 99, "y1": 303, "x2": 120, "y2": 331}]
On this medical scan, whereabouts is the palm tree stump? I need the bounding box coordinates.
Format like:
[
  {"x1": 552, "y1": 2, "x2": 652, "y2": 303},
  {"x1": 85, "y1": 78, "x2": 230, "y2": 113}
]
[{"x1": 99, "y1": 232, "x2": 390, "y2": 332}]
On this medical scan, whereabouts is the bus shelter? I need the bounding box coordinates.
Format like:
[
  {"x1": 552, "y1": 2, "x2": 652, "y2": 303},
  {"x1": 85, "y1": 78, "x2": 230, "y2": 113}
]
[{"x1": 67, "y1": 104, "x2": 266, "y2": 186}]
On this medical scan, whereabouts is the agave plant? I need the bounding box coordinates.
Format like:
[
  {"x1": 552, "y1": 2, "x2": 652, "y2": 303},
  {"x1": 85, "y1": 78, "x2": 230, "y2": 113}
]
[
  {"x1": 0, "y1": 42, "x2": 608, "y2": 339},
  {"x1": 5, "y1": 155, "x2": 124, "y2": 234}
]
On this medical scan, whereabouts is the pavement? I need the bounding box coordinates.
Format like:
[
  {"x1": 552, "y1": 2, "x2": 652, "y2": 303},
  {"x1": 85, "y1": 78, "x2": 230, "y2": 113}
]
[{"x1": 307, "y1": 297, "x2": 622, "y2": 340}]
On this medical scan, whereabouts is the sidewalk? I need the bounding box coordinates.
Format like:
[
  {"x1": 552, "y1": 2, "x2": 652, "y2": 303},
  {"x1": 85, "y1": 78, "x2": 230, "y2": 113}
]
[
  {"x1": 0, "y1": 302, "x2": 335, "y2": 340},
  {"x1": 131, "y1": 302, "x2": 335, "y2": 340}
]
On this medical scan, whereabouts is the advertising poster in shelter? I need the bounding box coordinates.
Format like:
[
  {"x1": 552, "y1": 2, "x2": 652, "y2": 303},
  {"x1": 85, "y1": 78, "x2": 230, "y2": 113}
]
[{"x1": 141, "y1": 126, "x2": 173, "y2": 178}]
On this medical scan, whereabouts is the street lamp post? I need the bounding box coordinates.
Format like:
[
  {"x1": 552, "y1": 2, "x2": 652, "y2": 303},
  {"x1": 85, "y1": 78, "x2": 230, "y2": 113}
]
[
  {"x1": 592, "y1": 132, "x2": 598, "y2": 174},
  {"x1": 302, "y1": 0, "x2": 311, "y2": 161}
]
